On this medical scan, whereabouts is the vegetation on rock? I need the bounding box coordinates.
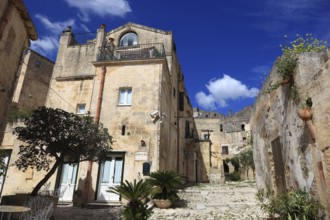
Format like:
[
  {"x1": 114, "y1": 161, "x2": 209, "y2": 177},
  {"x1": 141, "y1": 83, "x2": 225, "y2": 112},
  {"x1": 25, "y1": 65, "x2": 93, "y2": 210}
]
[{"x1": 263, "y1": 34, "x2": 327, "y2": 94}]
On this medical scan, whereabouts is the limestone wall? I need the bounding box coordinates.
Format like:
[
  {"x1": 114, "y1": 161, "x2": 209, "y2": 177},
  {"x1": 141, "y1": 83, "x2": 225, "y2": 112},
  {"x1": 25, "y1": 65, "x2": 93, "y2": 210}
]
[
  {"x1": 251, "y1": 50, "x2": 330, "y2": 213},
  {"x1": 0, "y1": 3, "x2": 32, "y2": 142},
  {"x1": 43, "y1": 22, "x2": 186, "y2": 202}
]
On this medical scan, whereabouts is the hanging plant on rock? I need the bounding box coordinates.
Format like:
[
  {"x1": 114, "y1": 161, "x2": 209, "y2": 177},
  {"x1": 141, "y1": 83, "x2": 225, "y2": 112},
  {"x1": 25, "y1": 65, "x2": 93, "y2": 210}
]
[
  {"x1": 263, "y1": 34, "x2": 327, "y2": 94},
  {"x1": 297, "y1": 97, "x2": 316, "y2": 141}
]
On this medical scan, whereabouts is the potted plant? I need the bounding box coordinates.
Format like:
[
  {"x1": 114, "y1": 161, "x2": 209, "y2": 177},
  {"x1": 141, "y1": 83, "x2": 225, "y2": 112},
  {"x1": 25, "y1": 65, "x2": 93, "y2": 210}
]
[
  {"x1": 297, "y1": 97, "x2": 316, "y2": 141},
  {"x1": 109, "y1": 179, "x2": 159, "y2": 220},
  {"x1": 146, "y1": 170, "x2": 185, "y2": 209}
]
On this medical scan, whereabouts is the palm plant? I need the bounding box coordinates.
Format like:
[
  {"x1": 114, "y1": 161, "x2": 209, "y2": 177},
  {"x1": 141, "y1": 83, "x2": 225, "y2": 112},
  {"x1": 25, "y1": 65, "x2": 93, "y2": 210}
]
[
  {"x1": 109, "y1": 179, "x2": 159, "y2": 220},
  {"x1": 146, "y1": 170, "x2": 185, "y2": 201}
]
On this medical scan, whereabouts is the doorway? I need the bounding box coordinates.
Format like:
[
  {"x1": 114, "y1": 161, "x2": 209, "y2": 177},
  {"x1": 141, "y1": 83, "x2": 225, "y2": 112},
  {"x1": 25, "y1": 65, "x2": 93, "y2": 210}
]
[
  {"x1": 97, "y1": 155, "x2": 124, "y2": 201},
  {"x1": 58, "y1": 163, "x2": 78, "y2": 201},
  {"x1": 271, "y1": 137, "x2": 287, "y2": 194}
]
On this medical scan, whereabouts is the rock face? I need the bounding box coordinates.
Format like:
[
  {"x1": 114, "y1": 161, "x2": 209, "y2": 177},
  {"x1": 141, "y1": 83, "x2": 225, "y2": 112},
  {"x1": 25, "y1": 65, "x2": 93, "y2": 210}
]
[{"x1": 250, "y1": 50, "x2": 330, "y2": 215}]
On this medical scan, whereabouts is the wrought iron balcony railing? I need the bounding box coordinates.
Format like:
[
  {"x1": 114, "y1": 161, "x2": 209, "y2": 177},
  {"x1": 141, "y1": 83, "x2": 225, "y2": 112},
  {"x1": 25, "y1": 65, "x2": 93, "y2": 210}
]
[{"x1": 97, "y1": 43, "x2": 166, "y2": 61}]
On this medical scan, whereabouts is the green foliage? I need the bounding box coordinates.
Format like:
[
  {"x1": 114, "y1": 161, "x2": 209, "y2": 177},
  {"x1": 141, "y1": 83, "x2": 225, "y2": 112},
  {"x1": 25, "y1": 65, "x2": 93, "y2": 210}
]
[
  {"x1": 14, "y1": 106, "x2": 112, "y2": 195},
  {"x1": 146, "y1": 170, "x2": 185, "y2": 201},
  {"x1": 230, "y1": 157, "x2": 240, "y2": 172},
  {"x1": 121, "y1": 202, "x2": 153, "y2": 220},
  {"x1": 264, "y1": 34, "x2": 327, "y2": 95},
  {"x1": 277, "y1": 34, "x2": 327, "y2": 80},
  {"x1": 109, "y1": 179, "x2": 158, "y2": 220},
  {"x1": 237, "y1": 148, "x2": 255, "y2": 171},
  {"x1": 262, "y1": 81, "x2": 281, "y2": 94},
  {"x1": 227, "y1": 171, "x2": 241, "y2": 181},
  {"x1": 256, "y1": 188, "x2": 322, "y2": 220}
]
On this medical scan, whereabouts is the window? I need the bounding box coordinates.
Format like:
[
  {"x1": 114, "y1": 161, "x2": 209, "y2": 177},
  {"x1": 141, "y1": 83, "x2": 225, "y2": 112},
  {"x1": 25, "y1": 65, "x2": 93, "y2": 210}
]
[
  {"x1": 220, "y1": 124, "x2": 223, "y2": 132},
  {"x1": 121, "y1": 125, "x2": 126, "y2": 136},
  {"x1": 204, "y1": 133, "x2": 210, "y2": 140},
  {"x1": 222, "y1": 146, "x2": 229, "y2": 154},
  {"x1": 118, "y1": 88, "x2": 132, "y2": 105},
  {"x1": 241, "y1": 124, "x2": 245, "y2": 131},
  {"x1": 76, "y1": 104, "x2": 86, "y2": 114},
  {"x1": 179, "y1": 92, "x2": 184, "y2": 111},
  {"x1": 113, "y1": 157, "x2": 123, "y2": 183},
  {"x1": 142, "y1": 162, "x2": 151, "y2": 176},
  {"x1": 119, "y1": 32, "x2": 138, "y2": 47},
  {"x1": 185, "y1": 121, "x2": 190, "y2": 138}
]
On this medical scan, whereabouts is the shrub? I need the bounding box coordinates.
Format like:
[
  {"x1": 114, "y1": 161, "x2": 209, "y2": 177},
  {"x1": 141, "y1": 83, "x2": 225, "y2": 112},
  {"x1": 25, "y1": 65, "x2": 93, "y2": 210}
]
[
  {"x1": 256, "y1": 188, "x2": 323, "y2": 219},
  {"x1": 227, "y1": 171, "x2": 241, "y2": 182}
]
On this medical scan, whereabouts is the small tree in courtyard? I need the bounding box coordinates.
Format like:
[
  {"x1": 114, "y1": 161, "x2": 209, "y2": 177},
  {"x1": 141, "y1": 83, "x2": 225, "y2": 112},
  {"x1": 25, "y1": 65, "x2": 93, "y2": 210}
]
[
  {"x1": 237, "y1": 148, "x2": 255, "y2": 179},
  {"x1": 14, "y1": 107, "x2": 112, "y2": 196}
]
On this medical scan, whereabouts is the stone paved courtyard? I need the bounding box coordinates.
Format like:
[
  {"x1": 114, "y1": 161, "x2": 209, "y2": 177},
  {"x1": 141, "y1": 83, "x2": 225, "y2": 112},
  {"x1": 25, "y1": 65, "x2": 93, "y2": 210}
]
[{"x1": 53, "y1": 181, "x2": 266, "y2": 220}]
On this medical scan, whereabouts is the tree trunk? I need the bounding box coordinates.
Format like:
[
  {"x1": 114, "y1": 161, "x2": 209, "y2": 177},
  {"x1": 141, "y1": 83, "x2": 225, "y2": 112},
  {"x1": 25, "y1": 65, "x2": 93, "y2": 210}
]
[{"x1": 31, "y1": 159, "x2": 61, "y2": 196}]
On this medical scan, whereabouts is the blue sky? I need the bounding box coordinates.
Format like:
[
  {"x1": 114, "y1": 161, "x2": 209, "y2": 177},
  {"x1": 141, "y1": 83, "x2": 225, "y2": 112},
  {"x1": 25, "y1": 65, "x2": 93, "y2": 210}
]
[{"x1": 24, "y1": 0, "x2": 330, "y2": 115}]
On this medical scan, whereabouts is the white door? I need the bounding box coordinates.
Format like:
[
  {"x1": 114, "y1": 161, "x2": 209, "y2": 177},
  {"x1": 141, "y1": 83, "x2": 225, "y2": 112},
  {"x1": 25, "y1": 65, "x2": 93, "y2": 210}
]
[
  {"x1": 97, "y1": 156, "x2": 123, "y2": 201},
  {"x1": 59, "y1": 163, "x2": 78, "y2": 201}
]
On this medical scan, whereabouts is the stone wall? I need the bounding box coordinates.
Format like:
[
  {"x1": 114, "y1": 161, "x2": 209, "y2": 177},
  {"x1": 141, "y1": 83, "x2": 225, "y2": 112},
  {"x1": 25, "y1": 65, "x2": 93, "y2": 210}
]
[
  {"x1": 0, "y1": 50, "x2": 54, "y2": 196},
  {"x1": 43, "y1": 22, "x2": 191, "y2": 203},
  {"x1": 193, "y1": 107, "x2": 252, "y2": 182},
  {"x1": 0, "y1": 0, "x2": 37, "y2": 142},
  {"x1": 250, "y1": 50, "x2": 330, "y2": 214}
]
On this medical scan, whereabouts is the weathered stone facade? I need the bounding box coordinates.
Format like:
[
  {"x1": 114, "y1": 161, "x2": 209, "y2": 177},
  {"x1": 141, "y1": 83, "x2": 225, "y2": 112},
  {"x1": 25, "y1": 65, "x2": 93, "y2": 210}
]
[
  {"x1": 193, "y1": 107, "x2": 253, "y2": 183},
  {"x1": 1, "y1": 23, "x2": 194, "y2": 204},
  {"x1": 0, "y1": 0, "x2": 37, "y2": 142},
  {"x1": 0, "y1": 50, "x2": 54, "y2": 196},
  {"x1": 251, "y1": 50, "x2": 330, "y2": 215}
]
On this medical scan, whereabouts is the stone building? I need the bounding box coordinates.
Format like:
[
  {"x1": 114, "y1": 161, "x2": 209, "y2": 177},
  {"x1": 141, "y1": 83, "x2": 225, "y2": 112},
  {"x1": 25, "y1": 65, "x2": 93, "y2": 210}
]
[
  {"x1": 193, "y1": 106, "x2": 253, "y2": 183},
  {"x1": 250, "y1": 50, "x2": 330, "y2": 215},
  {"x1": 0, "y1": 23, "x2": 194, "y2": 204},
  {"x1": 0, "y1": 0, "x2": 37, "y2": 143},
  {"x1": 0, "y1": 50, "x2": 54, "y2": 195}
]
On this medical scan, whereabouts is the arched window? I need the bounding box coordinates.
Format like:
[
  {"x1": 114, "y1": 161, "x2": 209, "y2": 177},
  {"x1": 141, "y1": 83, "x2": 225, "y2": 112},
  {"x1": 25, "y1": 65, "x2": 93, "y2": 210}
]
[{"x1": 119, "y1": 32, "x2": 138, "y2": 47}]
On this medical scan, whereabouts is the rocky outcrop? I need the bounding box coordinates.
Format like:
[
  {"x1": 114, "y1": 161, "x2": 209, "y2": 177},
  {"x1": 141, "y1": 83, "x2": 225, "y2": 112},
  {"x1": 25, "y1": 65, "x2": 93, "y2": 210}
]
[{"x1": 250, "y1": 49, "x2": 330, "y2": 215}]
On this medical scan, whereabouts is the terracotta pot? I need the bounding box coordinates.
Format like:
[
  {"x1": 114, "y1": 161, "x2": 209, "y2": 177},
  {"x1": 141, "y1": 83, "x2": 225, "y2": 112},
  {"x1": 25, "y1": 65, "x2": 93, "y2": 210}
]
[
  {"x1": 297, "y1": 108, "x2": 316, "y2": 141},
  {"x1": 279, "y1": 79, "x2": 291, "y2": 85},
  {"x1": 297, "y1": 108, "x2": 312, "y2": 121},
  {"x1": 153, "y1": 199, "x2": 172, "y2": 209}
]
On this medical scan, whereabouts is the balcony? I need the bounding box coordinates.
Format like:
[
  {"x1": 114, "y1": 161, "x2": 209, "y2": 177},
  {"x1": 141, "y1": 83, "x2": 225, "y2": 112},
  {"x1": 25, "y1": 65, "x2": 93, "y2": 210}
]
[{"x1": 97, "y1": 43, "x2": 166, "y2": 62}]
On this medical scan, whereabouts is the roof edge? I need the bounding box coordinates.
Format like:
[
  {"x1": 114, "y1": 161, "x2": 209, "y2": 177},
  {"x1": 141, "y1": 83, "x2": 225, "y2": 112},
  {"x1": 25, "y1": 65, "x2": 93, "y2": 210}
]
[
  {"x1": 11, "y1": 0, "x2": 38, "y2": 40},
  {"x1": 108, "y1": 22, "x2": 172, "y2": 35}
]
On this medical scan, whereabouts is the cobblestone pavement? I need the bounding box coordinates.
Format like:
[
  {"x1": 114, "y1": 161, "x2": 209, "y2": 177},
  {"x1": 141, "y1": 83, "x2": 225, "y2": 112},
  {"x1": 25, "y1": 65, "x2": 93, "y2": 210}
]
[{"x1": 53, "y1": 181, "x2": 266, "y2": 220}]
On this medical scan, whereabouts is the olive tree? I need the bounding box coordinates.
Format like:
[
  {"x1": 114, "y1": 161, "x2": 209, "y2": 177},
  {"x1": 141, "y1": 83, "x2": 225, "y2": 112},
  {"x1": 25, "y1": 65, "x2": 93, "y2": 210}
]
[{"x1": 14, "y1": 107, "x2": 112, "y2": 196}]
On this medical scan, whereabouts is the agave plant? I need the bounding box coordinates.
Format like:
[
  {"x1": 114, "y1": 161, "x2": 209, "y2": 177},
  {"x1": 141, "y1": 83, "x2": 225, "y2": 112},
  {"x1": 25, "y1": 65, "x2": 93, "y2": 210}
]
[
  {"x1": 109, "y1": 179, "x2": 159, "y2": 220},
  {"x1": 146, "y1": 170, "x2": 185, "y2": 201}
]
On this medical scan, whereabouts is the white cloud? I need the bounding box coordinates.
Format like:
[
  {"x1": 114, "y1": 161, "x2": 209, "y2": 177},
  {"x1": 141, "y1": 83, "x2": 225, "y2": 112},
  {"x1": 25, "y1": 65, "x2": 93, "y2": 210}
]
[
  {"x1": 35, "y1": 14, "x2": 75, "y2": 35},
  {"x1": 31, "y1": 36, "x2": 58, "y2": 56},
  {"x1": 195, "y1": 74, "x2": 259, "y2": 110},
  {"x1": 64, "y1": 0, "x2": 131, "y2": 22}
]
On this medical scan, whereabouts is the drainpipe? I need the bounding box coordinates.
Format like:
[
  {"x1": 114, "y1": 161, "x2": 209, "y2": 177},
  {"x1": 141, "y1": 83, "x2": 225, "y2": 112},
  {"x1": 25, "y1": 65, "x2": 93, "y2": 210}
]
[{"x1": 83, "y1": 65, "x2": 106, "y2": 204}]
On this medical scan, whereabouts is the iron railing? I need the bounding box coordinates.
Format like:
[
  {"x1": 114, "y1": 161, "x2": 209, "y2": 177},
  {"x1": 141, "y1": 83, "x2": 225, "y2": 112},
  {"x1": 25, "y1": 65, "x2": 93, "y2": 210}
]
[{"x1": 97, "y1": 43, "x2": 166, "y2": 61}]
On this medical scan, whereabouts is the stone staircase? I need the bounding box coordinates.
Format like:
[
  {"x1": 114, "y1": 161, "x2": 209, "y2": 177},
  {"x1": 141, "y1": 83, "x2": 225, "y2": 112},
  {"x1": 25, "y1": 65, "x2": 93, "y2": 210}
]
[{"x1": 150, "y1": 181, "x2": 266, "y2": 220}]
